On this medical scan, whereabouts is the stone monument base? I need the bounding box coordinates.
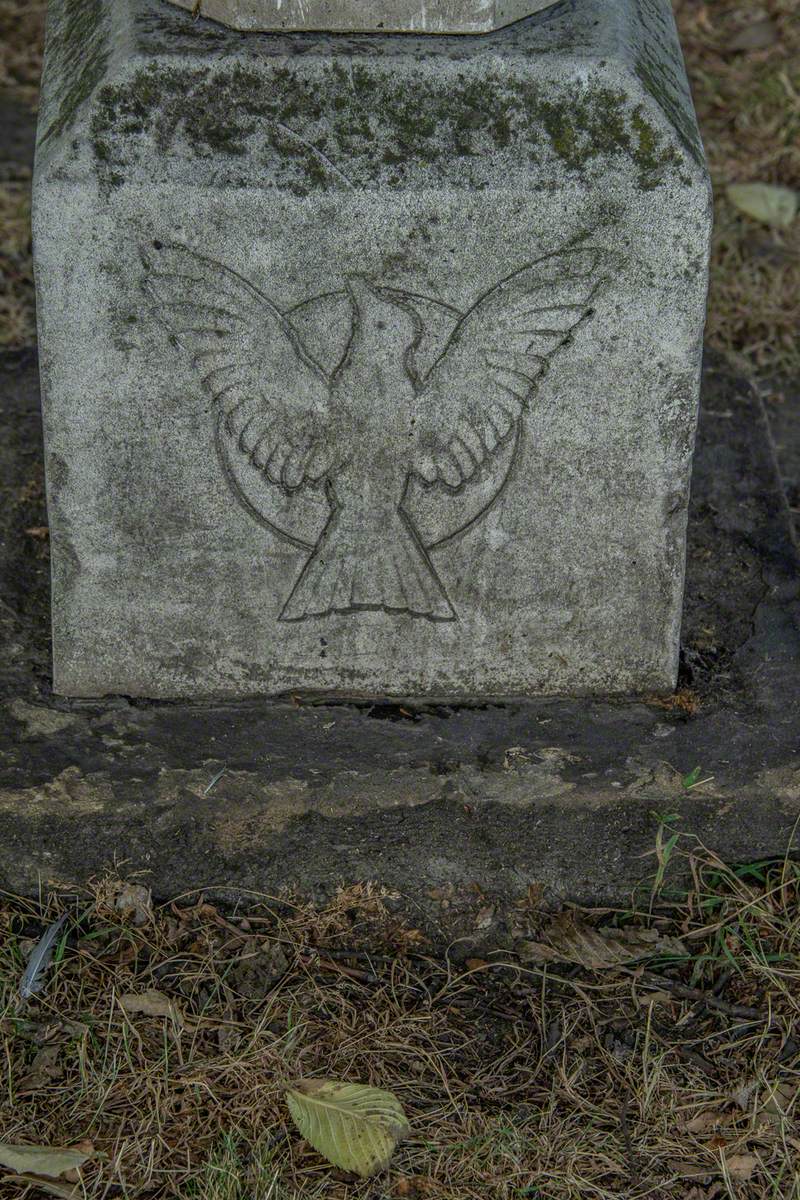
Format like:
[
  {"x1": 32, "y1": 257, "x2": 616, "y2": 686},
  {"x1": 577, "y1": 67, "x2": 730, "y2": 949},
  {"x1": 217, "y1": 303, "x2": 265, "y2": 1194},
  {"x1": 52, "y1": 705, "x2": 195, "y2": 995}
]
[{"x1": 34, "y1": 0, "x2": 709, "y2": 699}]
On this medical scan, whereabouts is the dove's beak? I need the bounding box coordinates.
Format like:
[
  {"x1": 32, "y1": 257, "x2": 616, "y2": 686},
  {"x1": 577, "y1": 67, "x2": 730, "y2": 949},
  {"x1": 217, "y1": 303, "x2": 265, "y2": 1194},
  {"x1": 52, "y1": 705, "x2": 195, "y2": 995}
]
[{"x1": 345, "y1": 274, "x2": 379, "y2": 313}]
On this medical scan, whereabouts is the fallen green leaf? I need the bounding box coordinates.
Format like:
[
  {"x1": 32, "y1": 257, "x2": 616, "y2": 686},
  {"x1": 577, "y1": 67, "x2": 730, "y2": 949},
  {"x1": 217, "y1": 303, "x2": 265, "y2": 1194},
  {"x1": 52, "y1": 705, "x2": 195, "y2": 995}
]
[
  {"x1": 728, "y1": 19, "x2": 777, "y2": 52},
  {"x1": 286, "y1": 1078, "x2": 409, "y2": 1178},
  {"x1": 0, "y1": 1144, "x2": 92, "y2": 1179},
  {"x1": 727, "y1": 182, "x2": 797, "y2": 228}
]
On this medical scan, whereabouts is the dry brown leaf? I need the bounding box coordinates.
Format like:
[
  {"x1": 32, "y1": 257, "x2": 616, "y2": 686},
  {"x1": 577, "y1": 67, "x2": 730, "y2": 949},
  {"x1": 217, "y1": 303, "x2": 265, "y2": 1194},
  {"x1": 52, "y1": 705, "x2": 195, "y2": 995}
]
[
  {"x1": 723, "y1": 1152, "x2": 757, "y2": 1181},
  {"x1": 464, "y1": 958, "x2": 488, "y2": 971},
  {"x1": 518, "y1": 914, "x2": 687, "y2": 969},
  {"x1": 474, "y1": 906, "x2": 494, "y2": 930},
  {"x1": 119, "y1": 990, "x2": 183, "y2": 1023},
  {"x1": 18, "y1": 1044, "x2": 63, "y2": 1092},
  {"x1": 113, "y1": 881, "x2": 153, "y2": 926},
  {"x1": 684, "y1": 1110, "x2": 728, "y2": 1134}
]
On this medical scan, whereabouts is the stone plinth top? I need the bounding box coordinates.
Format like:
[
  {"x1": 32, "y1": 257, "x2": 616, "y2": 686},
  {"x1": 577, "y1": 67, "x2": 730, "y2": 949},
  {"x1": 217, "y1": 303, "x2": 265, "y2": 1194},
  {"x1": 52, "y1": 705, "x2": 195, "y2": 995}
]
[{"x1": 165, "y1": 0, "x2": 557, "y2": 34}]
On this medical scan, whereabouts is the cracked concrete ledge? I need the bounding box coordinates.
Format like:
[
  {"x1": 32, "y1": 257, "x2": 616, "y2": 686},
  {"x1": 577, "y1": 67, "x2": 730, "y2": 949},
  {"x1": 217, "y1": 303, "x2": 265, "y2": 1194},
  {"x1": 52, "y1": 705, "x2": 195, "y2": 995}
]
[{"x1": 1, "y1": 349, "x2": 799, "y2": 933}]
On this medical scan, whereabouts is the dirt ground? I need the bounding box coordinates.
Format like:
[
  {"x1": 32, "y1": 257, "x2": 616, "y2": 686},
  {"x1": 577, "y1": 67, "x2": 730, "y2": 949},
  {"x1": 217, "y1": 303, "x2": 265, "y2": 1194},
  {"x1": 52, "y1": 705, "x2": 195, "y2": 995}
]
[{"x1": 1, "y1": 852, "x2": 799, "y2": 1200}]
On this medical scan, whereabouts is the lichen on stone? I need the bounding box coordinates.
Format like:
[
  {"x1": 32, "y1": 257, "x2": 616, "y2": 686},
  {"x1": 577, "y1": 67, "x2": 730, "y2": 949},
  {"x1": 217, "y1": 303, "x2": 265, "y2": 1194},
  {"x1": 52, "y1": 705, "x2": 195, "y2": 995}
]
[
  {"x1": 89, "y1": 59, "x2": 685, "y2": 195},
  {"x1": 633, "y1": 54, "x2": 703, "y2": 167},
  {"x1": 40, "y1": 0, "x2": 109, "y2": 147}
]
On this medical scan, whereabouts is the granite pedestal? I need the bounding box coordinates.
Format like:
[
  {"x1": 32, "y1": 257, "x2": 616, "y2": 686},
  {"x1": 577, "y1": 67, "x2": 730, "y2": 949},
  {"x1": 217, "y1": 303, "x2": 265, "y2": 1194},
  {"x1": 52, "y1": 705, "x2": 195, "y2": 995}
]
[{"x1": 34, "y1": 0, "x2": 711, "y2": 698}]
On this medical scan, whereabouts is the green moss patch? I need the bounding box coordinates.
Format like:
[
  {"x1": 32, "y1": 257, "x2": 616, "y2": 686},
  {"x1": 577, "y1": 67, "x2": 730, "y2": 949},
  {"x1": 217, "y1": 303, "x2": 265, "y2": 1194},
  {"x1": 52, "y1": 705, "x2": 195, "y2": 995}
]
[
  {"x1": 40, "y1": 0, "x2": 108, "y2": 146},
  {"x1": 90, "y1": 61, "x2": 684, "y2": 193}
]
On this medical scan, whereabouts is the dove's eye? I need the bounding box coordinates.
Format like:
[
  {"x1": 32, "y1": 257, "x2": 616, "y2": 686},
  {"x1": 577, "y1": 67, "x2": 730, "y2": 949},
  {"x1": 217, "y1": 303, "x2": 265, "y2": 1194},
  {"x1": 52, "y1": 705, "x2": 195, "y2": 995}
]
[{"x1": 376, "y1": 321, "x2": 386, "y2": 330}]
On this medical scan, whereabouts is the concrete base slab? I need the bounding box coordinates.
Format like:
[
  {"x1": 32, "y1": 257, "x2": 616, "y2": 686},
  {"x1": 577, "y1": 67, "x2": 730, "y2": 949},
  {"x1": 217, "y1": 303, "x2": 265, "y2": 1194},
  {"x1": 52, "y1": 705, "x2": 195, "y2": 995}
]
[{"x1": 2, "y1": 350, "x2": 799, "y2": 929}]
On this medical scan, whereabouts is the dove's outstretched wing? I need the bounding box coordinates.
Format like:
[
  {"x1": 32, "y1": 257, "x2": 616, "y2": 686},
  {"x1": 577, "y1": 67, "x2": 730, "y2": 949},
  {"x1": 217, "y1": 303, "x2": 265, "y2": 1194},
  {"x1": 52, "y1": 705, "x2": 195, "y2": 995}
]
[
  {"x1": 143, "y1": 243, "x2": 341, "y2": 491},
  {"x1": 411, "y1": 248, "x2": 608, "y2": 489}
]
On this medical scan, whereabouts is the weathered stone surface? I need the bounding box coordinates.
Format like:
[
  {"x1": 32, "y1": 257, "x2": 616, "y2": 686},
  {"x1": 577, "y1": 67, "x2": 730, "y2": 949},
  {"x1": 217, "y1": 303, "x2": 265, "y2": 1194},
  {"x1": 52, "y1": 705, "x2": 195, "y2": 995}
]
[
  {"x1": 34, "y1": 0, "x2": 711, "y2": 699},
  {"x1": 166, "y1": 0, "x2": 556, "y2": 34}
]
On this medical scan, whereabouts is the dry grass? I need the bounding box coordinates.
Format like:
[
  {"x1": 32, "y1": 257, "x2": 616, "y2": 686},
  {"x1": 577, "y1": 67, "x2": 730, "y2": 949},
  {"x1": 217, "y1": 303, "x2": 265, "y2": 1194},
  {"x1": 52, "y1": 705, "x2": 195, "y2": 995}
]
[
  {"x1": 0, "y1": 181, "x2": 36, "y2": 348},
  {"x1": 674, "y1": 0, "x2": 800, "y2": 376},
  {"x1": 1, "y1": 846, "x2": 798, "y2": 1199},
  {"x1": 0, "y1": 0, "x2": 45, "y2": 349},
  {"x1": 0, "y1": 0, "x2": 46, "y2": 106},
  {"x1": 0, "y1": 0, "x2": 45, "y2": 348}
]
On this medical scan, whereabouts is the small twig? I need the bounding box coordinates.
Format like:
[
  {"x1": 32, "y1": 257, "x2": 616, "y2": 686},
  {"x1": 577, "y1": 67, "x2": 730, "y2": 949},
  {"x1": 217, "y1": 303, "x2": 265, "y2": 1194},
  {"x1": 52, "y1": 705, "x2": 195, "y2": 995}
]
[
  {"x1": 671, "y1": 1041, "x2": 719, "y2": 1078},
  {"x1": 641, "y1": 972, "x2": 765, "y2": 1021},
  {"x1": 316, "y1": 947, "x2": 394, "y2": 967},
  {"x1": 298, "y1": 950, "x2": 378, "y2": 985},
  {"x1": 619, "y1": 1088, "x2": 638, "y2": 1186},
  {"x1": 712, "y1": 967, "x2": 734, "y2": 997}
]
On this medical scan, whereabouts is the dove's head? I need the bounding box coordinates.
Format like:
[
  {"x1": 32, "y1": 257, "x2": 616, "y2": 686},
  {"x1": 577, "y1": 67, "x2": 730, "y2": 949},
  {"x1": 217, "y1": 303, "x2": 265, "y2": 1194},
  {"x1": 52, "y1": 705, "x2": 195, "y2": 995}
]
[{"x1": 345, "y1": 275, "x2": 421, "y2": 359}]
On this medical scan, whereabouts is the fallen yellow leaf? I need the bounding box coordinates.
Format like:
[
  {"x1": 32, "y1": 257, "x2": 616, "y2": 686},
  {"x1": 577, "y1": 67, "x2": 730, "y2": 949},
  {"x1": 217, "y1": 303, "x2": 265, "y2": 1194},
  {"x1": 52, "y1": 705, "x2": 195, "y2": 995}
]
[
  {"x1": 286, "y1": 1079, "x2": 409, "y2": 1178},
  {"x1": 119, "y1": 990, "x2": 183, "y2": 1024}
]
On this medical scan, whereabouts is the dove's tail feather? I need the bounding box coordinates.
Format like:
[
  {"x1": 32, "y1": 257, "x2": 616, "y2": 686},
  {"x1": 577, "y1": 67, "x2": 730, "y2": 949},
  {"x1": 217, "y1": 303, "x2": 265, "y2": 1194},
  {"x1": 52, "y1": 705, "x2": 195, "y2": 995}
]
[{"x1": 279, "y1": 507, "x2": 455, "y2": 622}]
